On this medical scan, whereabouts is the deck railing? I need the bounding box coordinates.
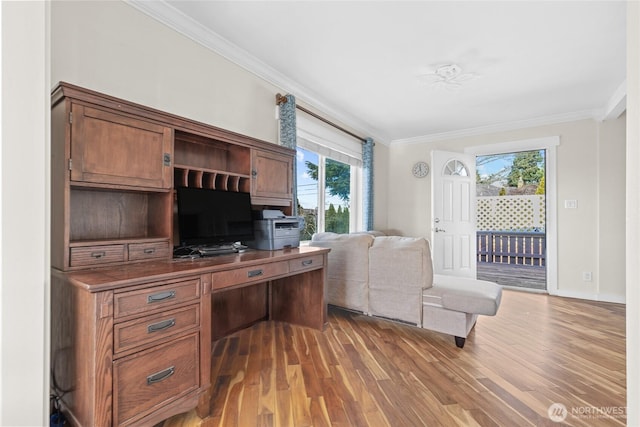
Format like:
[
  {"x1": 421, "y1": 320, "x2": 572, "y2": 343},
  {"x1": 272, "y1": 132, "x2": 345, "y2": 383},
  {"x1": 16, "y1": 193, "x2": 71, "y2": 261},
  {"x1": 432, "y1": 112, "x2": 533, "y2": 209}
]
[{"x1": 477, "y1": 231, "x2": 546, "y2": 266}]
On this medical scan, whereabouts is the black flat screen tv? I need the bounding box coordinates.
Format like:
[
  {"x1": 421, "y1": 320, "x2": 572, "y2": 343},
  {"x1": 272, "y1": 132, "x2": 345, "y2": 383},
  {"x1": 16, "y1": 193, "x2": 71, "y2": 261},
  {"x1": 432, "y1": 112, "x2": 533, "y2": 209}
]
[{"x1": 176, "y1": 187, "x2": 254, "y2": 247}]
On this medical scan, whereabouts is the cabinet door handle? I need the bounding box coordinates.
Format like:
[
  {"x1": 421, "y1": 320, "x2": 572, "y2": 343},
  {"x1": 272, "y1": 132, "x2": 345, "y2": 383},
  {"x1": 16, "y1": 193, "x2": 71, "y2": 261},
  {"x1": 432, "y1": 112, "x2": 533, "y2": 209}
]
[
  {"x1": 247, "y1": 269, "x2": 263, "y2": 278},
  {"x1": 143, "y1": 248, "x2": 156, "y2": 254},
  {"x1": 147, "y1": 290, "x2": 176, "y2": 303},
  {"x1": 302, "y1": 259, "x2": 313, "y2": 266},
  {"x1": 91, "y1": 251, "x2": 106, "y2": 259},
  {"x1": 146, "y1": 366, "x2": 175, "y2": 385},
  {"x1": 147, "y1": 318, "x2": 176, "y2": 333}
]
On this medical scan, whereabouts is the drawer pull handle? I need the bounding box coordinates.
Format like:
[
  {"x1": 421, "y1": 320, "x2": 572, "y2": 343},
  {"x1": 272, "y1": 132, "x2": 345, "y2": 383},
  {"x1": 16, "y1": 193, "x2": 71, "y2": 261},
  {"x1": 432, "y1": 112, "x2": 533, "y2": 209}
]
[
  {"x1": 302, "y1": 260, "x2": 313, "y2": 266},
  {"x1": 91, "y1": 251, "x2": 106, "y2": 259},
  {"x1": 147, "y1": 318, "x2": 176, "y2": 333},
  {"x1": 146, "y1": 366, "x2": 175, "y2": 385},
  {"x1": 147, "y1": 290, "x2": 176, "y2": 303},
  {"x1": 247, "y1": 269, "x2": 263, "y2": 278},
  {"x1": 143, "y1": 248, "x2": 156, "y2": 254}
]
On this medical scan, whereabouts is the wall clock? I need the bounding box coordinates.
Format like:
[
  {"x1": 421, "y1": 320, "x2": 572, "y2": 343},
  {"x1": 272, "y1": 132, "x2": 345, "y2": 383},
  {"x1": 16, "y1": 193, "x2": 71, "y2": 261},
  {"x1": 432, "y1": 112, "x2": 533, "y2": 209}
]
[{"x1": 412, "y1": 161, "x2": 430, "y2": 178}]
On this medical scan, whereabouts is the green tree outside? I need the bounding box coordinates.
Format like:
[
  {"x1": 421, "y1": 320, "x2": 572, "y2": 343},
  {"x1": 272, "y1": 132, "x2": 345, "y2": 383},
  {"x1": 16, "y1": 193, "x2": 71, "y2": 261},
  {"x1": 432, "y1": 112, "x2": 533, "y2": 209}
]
[
  {"x1": 507, "y1": 151, "x2": 544, "y2": 187},
  {"x1": 304, "y1": 158, "x2": 351, "y2": 236},
  {"x1": 535, "y1": 175, "x2": 546, "y2": 195},
  {"x1": 305, "y1": 159, "x2": 351, "y2": 202}
]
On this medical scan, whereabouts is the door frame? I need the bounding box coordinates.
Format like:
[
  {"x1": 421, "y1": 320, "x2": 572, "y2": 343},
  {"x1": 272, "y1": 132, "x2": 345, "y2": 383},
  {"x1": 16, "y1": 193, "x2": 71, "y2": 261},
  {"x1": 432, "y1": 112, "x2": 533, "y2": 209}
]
[{"x1": 465, "y1": 136, "x2": 559, "y2": 295}]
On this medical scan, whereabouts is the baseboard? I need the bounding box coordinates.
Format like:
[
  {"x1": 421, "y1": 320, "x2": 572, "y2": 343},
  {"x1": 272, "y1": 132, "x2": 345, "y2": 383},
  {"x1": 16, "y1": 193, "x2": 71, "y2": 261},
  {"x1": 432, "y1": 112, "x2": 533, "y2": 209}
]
[
  {"x1": 550, "y1": 289, "x2": 626, "y2": 304},
  {"x1": 502, "y1": 285, "x2": 548, "y2": 294}
]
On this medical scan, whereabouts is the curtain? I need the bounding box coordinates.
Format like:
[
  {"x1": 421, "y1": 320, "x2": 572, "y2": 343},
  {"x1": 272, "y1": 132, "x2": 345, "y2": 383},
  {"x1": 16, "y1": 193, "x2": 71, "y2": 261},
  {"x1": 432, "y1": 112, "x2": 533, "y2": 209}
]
[
  {"x1": 278, "y1": 94, "x2": 297, "y2": 149},
  {"x1": 278, "y1": 94, "x2": 298, "y2": 215},
  {"x1": 362, "y1": 137, "x2": 374, "y2": 230}
]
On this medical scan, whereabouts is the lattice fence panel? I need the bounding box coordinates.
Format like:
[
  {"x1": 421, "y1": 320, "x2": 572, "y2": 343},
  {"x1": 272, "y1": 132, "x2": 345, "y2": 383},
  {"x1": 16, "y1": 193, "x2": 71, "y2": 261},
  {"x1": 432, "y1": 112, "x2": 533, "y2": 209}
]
[{"x1": 477, "y1": 195, "x2": 545, "y2": 231}]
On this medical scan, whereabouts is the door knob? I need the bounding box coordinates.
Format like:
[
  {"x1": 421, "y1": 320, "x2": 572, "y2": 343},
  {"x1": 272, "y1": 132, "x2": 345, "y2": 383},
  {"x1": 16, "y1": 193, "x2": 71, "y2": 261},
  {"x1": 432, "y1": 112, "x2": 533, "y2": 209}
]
[{"x1": 434, "y1": 227, "x2": 446, "y2": 233}]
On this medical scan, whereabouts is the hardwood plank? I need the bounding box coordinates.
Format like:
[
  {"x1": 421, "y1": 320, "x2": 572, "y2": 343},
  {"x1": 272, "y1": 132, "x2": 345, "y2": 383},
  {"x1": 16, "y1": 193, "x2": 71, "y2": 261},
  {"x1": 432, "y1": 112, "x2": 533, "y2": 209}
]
[
  {"x1": 161, "y1": 290, "x2": 626, "y2": 427},
  {"x1": 477, "y1": 262, "x2": 546, "y2": 290}
]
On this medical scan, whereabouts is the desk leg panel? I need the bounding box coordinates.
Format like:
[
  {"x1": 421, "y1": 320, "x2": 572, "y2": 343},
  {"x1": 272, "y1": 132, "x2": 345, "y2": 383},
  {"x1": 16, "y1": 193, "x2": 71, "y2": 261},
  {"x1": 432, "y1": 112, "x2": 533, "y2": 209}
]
[
  {"x1": 211, "y1": 283, "x2": 268, "y2": 341},
  {"x1": 270, "y1": 268, "x2": 326, "y2": 330}
]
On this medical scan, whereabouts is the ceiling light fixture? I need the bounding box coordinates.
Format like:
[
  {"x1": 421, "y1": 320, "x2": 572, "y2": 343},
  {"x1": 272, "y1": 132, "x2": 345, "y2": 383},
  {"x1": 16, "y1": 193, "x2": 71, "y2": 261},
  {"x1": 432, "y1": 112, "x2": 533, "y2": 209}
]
[
  {"x1": 419, "y1": 63, "x2": 480, "y2": 90},
  {"x1": 434, "y1": 64, "x2": 463, "y2": 81}
]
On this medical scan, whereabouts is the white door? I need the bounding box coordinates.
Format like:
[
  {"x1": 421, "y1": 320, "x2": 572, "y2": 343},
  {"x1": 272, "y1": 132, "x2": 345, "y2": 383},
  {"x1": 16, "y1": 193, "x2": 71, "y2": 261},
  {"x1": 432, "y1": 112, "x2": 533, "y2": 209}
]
[{"x1": 431, "y1": 150, "x2": 477, "y2": 278}]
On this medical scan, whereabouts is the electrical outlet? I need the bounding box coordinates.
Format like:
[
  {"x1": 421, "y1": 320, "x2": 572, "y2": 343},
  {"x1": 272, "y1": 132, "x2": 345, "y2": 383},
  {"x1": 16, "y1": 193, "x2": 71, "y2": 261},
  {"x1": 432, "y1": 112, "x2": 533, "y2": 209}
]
[
  {"x1": 582, "y1": 272, "x2": 592, "y2": 282},
  {"x1": 565, "y1": 199, "x2": 578, "y2": 209}
]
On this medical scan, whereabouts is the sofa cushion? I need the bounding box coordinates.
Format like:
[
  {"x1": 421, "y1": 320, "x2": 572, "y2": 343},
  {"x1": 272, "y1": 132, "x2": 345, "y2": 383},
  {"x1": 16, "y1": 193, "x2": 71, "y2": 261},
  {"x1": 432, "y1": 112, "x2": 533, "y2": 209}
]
[
  {"x1": 310, "y1": 232, "x2": 375, "y2": 312},
  {"x1": 369, "y1": 236, "x2": 433, "y2": 289},
  {"x1": 367, "y1": 236, "x2": 432, "y2": 325},
  {"x1": 423, "y1": 274, "x2": 502, "y2": 316}
]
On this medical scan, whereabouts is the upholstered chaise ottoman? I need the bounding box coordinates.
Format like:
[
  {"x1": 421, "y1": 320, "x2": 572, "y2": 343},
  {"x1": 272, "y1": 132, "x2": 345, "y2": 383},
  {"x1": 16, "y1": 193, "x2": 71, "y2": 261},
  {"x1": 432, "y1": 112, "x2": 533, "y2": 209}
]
[{"x1": 423, "y1": 274, "x2": 502, "y2": 348}]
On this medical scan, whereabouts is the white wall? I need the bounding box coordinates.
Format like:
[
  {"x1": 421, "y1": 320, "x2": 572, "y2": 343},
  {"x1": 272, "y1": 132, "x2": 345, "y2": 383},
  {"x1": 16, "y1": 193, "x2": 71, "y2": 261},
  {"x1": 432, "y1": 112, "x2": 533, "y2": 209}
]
[
  {"x1": 387, "y1": 117, "x2": 627, "y2": 302},
  {"x1": 1, "y1": 1, "x2": 49, "y2": 425},
  {"x1": 598, "y1": 114, "x2": 627, "y2": 300},
  {"x1": 51, "y1": 1, "x2": 280, "y2": 144},
  {"x1": 626, "y1": 2, "x2": 640, "y2": 423}
]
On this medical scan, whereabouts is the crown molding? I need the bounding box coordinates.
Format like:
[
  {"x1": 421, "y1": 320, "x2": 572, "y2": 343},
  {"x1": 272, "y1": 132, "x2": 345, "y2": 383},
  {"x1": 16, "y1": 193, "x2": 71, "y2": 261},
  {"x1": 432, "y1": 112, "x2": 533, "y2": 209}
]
[
  {"x1": 601, "y1": 79, "x2": 627, "y2": 121},
  {"x1": 390, "y1": 109, "x2": 604, "y2": 145},
  {"x1": 125, "y1": 0, "x2": 390, "y2": 144}
]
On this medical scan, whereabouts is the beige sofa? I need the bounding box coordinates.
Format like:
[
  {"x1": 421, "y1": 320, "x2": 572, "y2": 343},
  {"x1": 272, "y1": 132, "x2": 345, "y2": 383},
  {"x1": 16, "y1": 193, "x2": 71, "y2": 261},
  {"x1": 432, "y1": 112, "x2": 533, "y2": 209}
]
[{"x1": 310, "y1": 232, "x2": 502, "y2": 348}]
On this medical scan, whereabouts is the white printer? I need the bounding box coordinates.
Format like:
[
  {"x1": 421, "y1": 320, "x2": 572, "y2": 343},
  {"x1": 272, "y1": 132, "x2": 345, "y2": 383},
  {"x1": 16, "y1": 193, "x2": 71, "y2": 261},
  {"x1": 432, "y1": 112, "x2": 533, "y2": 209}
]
[{"x1": 248, "y1": 210, "x2": 301, "y2": 250}]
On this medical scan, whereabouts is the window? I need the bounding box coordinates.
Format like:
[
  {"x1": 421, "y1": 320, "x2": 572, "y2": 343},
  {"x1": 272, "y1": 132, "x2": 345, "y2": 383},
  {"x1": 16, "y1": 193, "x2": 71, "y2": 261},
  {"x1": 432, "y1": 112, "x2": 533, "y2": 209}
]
[
  {"x1": 444, "y1": 159, "x2": 469, "y2": 176},
  {"x1": 296, "y1": 114, "x2": 363, "y2": 241},
  {"x1": 297, "y1": 147, "x2": 359, "y2": 240}
]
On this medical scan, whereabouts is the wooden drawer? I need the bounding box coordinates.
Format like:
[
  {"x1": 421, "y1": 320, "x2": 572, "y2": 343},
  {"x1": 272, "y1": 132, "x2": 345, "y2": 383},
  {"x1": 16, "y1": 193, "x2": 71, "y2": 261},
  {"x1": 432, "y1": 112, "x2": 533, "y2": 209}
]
[
  {"x1": 288, "y1": 254, "x2": 325, "y2": 273},
  {"x1": 114, "y1": 304, "x2": 200, "y2": 355},
  {"x1": 69, "y1": 244, "x2": 125, "y2": 267},
  {"x1": 114, "y1": 278, "x2": 200, "y2": 319},
  {"x1": 128, "y1": 241, "x2": 170, "y2": 261},
  {"x1": 113, "y1": 333, "x2": 199, "y2": 426},
  {"x1": 211, "y1": 261, "x2": 289, "y2": 290}
]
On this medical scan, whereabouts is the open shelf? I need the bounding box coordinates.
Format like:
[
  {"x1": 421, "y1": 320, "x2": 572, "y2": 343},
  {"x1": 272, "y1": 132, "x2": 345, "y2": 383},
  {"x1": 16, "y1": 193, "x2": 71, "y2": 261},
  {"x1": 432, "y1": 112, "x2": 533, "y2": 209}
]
[
  {"x1": 173, "y1": 166, "x2": 251, "y2": 193},
  {"x1": 69, "y1": 188, "x2": 172, "y2": 242},
  {"x1": 174, "y1": 131, "x2": 250, "y2": 176}
]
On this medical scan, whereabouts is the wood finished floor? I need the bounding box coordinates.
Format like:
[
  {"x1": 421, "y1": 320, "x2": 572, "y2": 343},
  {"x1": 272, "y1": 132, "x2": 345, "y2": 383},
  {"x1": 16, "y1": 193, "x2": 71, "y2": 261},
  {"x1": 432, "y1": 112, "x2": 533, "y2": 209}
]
[
  {"x1": 162, "y1": 290, "x2": 626, "y2": 426},
  {"x1": 477, "y1": 263, "x2": 546, "y2": 291}
]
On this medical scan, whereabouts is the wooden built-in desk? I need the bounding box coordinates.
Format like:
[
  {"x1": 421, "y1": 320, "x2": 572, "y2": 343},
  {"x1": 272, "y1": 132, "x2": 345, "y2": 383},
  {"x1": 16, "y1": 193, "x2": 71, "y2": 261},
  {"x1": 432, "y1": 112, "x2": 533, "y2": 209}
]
[{"x1": 51, "y1": 246, "x2": 329, "y2": 427}]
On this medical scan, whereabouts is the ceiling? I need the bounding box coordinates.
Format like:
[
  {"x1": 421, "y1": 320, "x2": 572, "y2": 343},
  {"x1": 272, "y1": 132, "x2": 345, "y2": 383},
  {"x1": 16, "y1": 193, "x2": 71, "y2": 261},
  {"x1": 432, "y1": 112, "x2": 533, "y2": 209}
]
[{"x1": 129, "y1": 1, "x2": 627, "y2": 144}]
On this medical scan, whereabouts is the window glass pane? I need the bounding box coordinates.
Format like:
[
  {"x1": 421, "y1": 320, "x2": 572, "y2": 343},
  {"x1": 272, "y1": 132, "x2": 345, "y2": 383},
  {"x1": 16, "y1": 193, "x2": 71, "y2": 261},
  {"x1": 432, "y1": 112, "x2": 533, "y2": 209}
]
[
  {"x1": 324, "y1": 158, "x2": 350, "y2": 234},
  {"x1": 444, "y1": 159, "x2": 469, "y2": 176},
  {"x1": 296, "y1": 147, "x2": 318, "y2": 240}
]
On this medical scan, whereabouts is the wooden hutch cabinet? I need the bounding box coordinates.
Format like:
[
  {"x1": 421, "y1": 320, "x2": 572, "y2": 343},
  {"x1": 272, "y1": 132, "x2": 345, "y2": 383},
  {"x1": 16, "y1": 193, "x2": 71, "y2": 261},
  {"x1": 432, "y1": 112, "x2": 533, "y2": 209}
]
[
  {"x1": 51, "y1": 83, "x2": 295, "y2": 272},
  {"x1": 69, "y1": 104, "x2": 173, "y2": 189},
  {"x1": 50, "y1": 83, "x2": 329, "y2": 427},
  {"x1": 251, "y1": 148, "x2": 293, "y2": 206}
]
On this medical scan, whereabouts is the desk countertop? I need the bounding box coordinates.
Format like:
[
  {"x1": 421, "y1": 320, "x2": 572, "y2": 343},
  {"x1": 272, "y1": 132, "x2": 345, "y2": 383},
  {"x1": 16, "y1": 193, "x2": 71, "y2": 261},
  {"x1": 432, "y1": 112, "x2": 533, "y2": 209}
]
[{"x1": 52, "y1": 246, "x2": 330, "y2": 292}]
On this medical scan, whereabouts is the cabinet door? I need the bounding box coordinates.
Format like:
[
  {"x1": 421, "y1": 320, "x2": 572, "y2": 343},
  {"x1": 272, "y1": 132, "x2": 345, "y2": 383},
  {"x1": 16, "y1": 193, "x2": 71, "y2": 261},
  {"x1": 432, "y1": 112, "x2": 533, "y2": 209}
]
[
  {"x1": 71, "y1": 104, "x2": 172, "y2": 189},
  {"x1": 251, "y1": 149, "x2": 293, "y2": 205}
]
